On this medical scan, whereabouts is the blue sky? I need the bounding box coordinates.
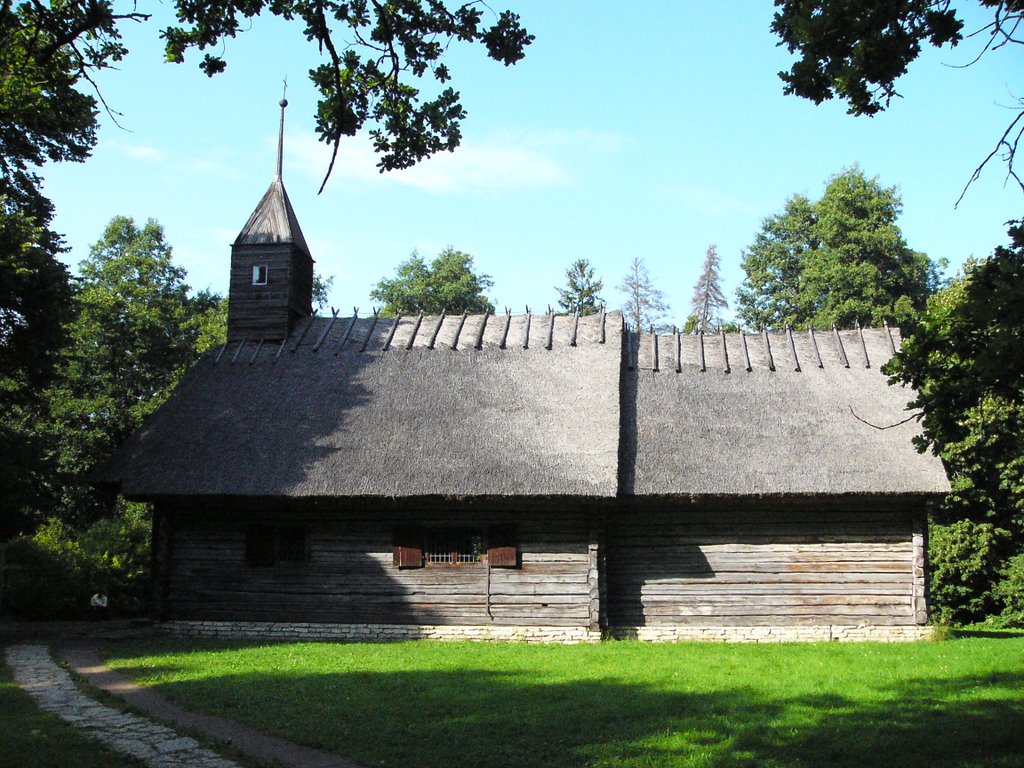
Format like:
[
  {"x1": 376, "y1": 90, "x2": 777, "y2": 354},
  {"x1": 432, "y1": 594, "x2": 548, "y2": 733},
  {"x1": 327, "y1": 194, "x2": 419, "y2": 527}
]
[{"x1": 43, "y1": 2, "x2": 1024, "y2": 325}]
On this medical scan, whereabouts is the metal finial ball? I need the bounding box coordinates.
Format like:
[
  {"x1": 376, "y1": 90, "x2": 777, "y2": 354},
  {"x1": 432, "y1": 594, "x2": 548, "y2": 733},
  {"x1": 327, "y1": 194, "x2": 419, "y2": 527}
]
[{"x1": 279, "y1": 98, "x2": 288, "y2": 108}]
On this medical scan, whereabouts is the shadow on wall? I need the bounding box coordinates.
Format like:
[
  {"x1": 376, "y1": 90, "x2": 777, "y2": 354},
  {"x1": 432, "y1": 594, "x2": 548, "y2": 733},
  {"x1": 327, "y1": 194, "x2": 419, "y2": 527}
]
[
  {"x1": 606, "y1": 542, "x2": 715, "y2": 628},
  {"x1": 107, "y1": 643, "x2": 1024, "y2": 768}
]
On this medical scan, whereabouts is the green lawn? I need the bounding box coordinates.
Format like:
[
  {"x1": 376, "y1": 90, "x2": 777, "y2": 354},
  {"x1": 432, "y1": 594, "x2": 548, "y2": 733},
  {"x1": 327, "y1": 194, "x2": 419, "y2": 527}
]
[
  {"x1": 106, "y1": 631, "x2": 1024, "y2": 768},
  {"x1": 0, "y1": 658, "x2": 145, "y2": 768}
]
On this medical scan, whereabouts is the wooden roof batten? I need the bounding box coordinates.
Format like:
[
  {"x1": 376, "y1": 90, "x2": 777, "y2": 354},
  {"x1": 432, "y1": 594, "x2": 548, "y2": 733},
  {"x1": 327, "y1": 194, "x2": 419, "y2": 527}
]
[
  {"x1": 223, "y1": 312, "x2": 903, "y2": 369},
  {"x1": 613, "y1": 324, "x2": 903, "y2": 375}
]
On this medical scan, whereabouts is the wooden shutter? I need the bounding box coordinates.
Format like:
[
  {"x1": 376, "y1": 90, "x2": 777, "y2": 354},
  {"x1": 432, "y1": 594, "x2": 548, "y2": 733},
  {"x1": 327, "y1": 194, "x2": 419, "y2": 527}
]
[
  {"x1": 487, "y1": 525, "x2": 518, "y2": 568},
  {"x1": 393, "y1": 526, "x2": 423, "y2": 568}
]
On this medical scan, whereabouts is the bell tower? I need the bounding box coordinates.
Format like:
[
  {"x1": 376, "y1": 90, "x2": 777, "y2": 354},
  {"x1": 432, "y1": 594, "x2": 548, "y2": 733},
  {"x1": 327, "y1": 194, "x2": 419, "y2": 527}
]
[{"x1": 227, "y1": 96, "x2": 313, "y2": 342}]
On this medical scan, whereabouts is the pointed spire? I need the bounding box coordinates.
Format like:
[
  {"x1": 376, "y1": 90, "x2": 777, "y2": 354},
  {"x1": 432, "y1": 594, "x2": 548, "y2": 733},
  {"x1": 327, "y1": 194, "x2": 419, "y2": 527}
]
[
  {"x1": 234, "y1": 88, "x2": 310, "y2": 256},
  {"x1": 276, "y1": 80, "x2": 287, "y2": 180}
]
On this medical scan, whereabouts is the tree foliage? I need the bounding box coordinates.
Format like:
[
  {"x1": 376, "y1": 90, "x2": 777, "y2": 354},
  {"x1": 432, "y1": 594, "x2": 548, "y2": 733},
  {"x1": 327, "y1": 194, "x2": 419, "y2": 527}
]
[
  {"x1": 555, "y1": 259, "x2": 604, "y2": 315},
  {"x1": 736, "y1": 167, "x2": 939, "y2": 330},
  {"x1": 0, "y1": 0, "x2": 145, "y2": 222},
  {"x1": 690, "y1": 244, "x2": 729, "y2": 333},
  {"x1": 886, "y1": 219, "x2": 1024, "y2": 623},
  {"x1": 0, "y1": 207, "x2": 75, "y2": 538},
  {"x1": 44, "y1": 216, "x2": 219, "y2": 525},
  {"x1": 370, "y1": 247, "x2": 495, "y2": 316},
  {"x1": 772, "y1": 0, "x2": 1024, "y2": 196},
  {"x1": 619, "y1": 256, "x2": 669, "y2": 332},
  {"x1": 165, "y1": 0, "x2": 533, "y2": 189}
]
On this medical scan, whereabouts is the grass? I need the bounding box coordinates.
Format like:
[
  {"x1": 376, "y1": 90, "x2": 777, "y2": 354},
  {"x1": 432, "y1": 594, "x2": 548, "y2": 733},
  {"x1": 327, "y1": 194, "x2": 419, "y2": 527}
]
[
  {"x1": 0, "y1": 656, "x2": 146, "y2": 768},
  {"x1": 103, "y1": 633, "x2": 1024, "y2": 768}
]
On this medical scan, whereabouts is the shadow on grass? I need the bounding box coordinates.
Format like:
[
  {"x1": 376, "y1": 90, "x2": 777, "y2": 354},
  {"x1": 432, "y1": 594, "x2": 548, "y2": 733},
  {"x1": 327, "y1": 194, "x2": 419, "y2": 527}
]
[{"x1": 111, "y1": 648, "x2": 1024, "y2": 768}]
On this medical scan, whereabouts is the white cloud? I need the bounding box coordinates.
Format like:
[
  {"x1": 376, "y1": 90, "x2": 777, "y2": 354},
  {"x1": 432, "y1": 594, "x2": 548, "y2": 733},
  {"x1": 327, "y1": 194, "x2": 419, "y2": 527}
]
[
  {"x1": 287, "y1": 131, "x2": 587, "y2": 194},
  {"x1": 113, "y1": 142, "x2": 240, "y2": 181},
  {"x1": 117, "y1": 143, "x2": 166, "y2": 162}
]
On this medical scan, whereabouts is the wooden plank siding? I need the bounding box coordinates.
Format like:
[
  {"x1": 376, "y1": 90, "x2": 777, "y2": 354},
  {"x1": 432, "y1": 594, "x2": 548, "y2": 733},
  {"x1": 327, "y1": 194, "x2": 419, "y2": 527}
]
[
  {"x1": 161, "y1": 507, "x2": 593, "y2": 627},
  {"x1": 606, "y1": 509, "x2": 924, "y2": 627},
  {"x1": 227, "y1": 244, "x2": 312, "y2": 341}
]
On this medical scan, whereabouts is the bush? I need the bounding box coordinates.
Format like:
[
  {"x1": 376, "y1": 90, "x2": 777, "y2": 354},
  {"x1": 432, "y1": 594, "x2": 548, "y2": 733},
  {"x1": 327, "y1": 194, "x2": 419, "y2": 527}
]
[
  {"x1": 994, "y1": 553, "x2": 1024, "y2": 628},
  {"x1": 1, "y1": 502, "x2": 151, "y2": 619},
  {"x1": 928, "y1": 519, "x2": 1005, "y2": 625}
]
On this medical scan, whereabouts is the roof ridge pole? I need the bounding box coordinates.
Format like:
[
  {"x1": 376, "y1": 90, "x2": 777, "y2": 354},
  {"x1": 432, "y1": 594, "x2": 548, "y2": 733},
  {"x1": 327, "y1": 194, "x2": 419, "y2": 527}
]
[
  {"x1": 786, "y1": 325, "x2": 801, "y2": 372},
  {"x1": 857, "y1": 319, "x2": 870, "y2": 368},
  {"x1": 808, "y1": 327, "x2": 823, "y2": 368},
  {"x1": 883, "y1": 320, "x2": 898, "y2": 355},
  {"x1": 598, "y1": 305, "x2": 606, "y2": 344},
  {"x1": 650, "y1": 326, "x2": 659, "y2": 372},
  {"x1": 674, "y1": 326, "x2": 681, "y2": 373},
  {"x1": 474, "y1": 312, "x2": 490, "y2": 350},
  {"x1": 740, "y1": 330, "x2": 751, "y2": 372},
  {"x1": 833, "y1": 323, "x2": 849, "y2": 368},
  {"x1": 499, "y1": 309, "x2": 512, "y2": 349},
  {"x1": 290, "y1": 311, "x2": 318, "y2": 353},
  {"x1": 231, "y1": 338, "x2": 246, "y2": 364},
  {"x1": 697, "y1": 329, "x2": 705, "y2": 373},
  {"x1": 313, "y1": 307, "x2": 340, "y2": 352},
  {"x1": 451, "y1": 311, "x2": 468, "y2": 350},
  {"x1": 249, "y1": 337, "x2": 265, "y2": 364},
  {"x1": 405, "y1": 312, "x2": 424, "y2": 350},
  {"x1": 214, "y1": 342, "x2": 229, "y2": 365},
  {"x1": 569, "y1": 311, "x2": 580, "y2": 347},
  {"x1": 762, "y1": 326, "x2": 776, "y2": 372},
  {"x1": 359, "y1": 308, "x2": 381, "y2": 352},
  {"x1": 720, "y1": 330, "x2": 730, "y2": 374},
  {"x1": 522, "y1": 306, "x2": 532, "y2": 349},
  {"x1": 382, "y1": 315, "x2": 401, "y2": 351},
  {"x1": 334, "y1": 307, "x2": 359, "y2": 355},
  {"x1": 427, "y1": 309, "x2": 446, "y2": 350},
  {"x1": 544, "y1": 305, "x2": 555, "y2": 350}
]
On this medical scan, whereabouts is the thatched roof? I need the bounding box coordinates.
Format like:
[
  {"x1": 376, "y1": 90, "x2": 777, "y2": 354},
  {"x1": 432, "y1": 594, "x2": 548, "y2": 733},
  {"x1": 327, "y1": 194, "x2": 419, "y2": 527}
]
[
  {"x1": 102, "y1": 315, "x2": 949, "y2": 501},
  {"x1": 104, "y1": 311, "x2": 622, "y2": 499},
  {"x1": 621, "y1": 327, "x2": 950, "y2": 497},
  {"x1": 234, "y1": 177, "x2": 310, "y2": 256}
]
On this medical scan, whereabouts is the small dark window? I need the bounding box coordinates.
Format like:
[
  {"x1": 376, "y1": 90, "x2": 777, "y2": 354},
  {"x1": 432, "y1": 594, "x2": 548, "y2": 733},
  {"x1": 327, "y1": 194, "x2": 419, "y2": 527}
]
[
  {"x1": 246, "y1": 526, "x2": 276, "y2": 567},
  {"x1": 252, "y1": 264, "x2": 268, "y2": 285},
  {"x1": 246, "y1": 525, "x2": 307, "y2": 567}
]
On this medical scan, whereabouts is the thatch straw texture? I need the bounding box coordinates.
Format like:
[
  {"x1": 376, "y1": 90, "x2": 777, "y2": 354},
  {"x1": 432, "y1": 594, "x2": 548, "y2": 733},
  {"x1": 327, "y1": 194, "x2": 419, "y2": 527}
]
[
  {"x1": 623, "y1": 328, "x2": 949, "y2": 496},
  {"x1": 104, "y1": 316, "x2": 949, "y2": 500},
  {"x1": 104, "y1": 312, "x2": 622, "y2": 499}
]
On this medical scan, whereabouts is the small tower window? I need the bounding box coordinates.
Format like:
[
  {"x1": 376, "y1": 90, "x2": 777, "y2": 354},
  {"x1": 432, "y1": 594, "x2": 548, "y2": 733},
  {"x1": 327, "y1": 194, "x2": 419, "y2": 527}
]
[{"x1": 252, "y1": 264, "x2": 268, "y2": 285}]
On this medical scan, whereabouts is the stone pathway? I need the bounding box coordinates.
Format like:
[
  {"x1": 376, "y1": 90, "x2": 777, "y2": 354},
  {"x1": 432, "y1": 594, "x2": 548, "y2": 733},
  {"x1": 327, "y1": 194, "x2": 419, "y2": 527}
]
[{"x1": 6, "y1": 644, "x2": 241, "y2": 768}]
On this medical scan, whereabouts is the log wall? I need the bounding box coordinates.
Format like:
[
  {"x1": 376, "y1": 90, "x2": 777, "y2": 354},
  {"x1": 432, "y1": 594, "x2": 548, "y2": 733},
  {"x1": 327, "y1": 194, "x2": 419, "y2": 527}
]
[
  {"x1": 160, "y1": 506, "x2": 594, "y2": 627},
  {"x1": 606, "y1": 508, "x2": 925, "y2": 627}
]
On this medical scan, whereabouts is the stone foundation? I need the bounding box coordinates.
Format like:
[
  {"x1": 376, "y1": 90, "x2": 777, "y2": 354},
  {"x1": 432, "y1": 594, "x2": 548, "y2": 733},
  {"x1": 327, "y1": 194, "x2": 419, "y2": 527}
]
[
  {"x1": 160, "y1": 621, "x2": 602, "y2": 644},
  {"x1": 161, "y1": 621, "x2": 936, "y2": 644},
  {"x1": 609, "y1": 625, "x2": 937, "y2": 643}
]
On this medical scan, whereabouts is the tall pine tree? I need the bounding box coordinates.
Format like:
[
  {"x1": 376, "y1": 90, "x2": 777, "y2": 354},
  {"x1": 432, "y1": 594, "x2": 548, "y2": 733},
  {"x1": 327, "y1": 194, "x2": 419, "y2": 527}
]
[
  {"x1": 690, "y1": 244, "x2": 729, "y2": 332},
  {"x1": 555, "y1": 259, "x2": 604, "y2": 315},
  {"x1": 619, "y1": 257, "x2": 669, "y2": 332}
]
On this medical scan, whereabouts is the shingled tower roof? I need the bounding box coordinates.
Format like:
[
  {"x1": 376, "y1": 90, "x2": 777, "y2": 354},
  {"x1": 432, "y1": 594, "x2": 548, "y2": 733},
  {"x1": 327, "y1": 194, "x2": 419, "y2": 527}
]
[
  {"x1": 234, "y1": 178, "x2": 311, "y2": 256},
  {"x1": 233, "y1": 95, "x2": 310, "y2": 257}
]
